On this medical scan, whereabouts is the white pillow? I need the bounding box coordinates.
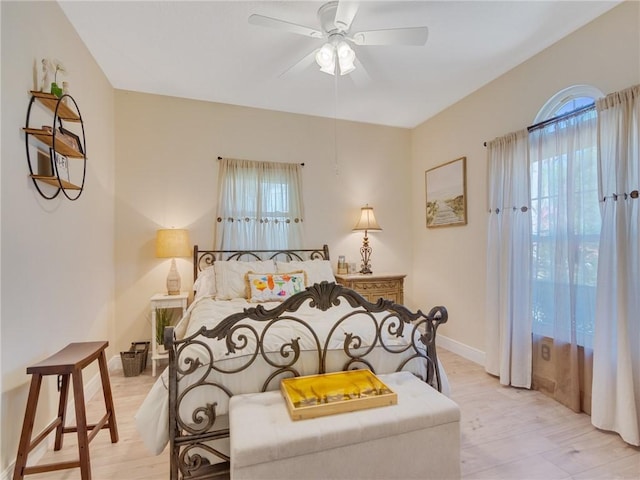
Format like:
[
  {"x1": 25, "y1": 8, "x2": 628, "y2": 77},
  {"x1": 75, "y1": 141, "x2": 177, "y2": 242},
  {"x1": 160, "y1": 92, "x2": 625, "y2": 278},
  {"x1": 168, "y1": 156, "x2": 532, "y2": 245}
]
[
  {"x1": 193, "y1": 266, "x2": 216, "y2": 299},
  {"x1": 276, "y1": 260, "x2": 336, "y2": 286},
  {"x1": 214, "y1": 260, "x2": 276, "y2": 300}
]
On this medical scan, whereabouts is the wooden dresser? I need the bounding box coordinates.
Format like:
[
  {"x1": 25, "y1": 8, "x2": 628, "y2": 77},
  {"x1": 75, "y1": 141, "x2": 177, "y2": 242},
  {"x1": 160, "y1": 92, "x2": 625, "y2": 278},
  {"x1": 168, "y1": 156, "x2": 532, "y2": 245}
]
[{"x1": 335, "y1": 273, "x2": 406, "y2": 304}]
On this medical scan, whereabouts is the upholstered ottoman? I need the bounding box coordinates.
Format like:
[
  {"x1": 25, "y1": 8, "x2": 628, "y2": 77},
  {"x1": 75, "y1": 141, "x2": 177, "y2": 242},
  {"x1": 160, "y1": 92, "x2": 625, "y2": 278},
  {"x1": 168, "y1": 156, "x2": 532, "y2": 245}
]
[{"x1": 229, "y1": 371, "x2": 461, "y2": 479}]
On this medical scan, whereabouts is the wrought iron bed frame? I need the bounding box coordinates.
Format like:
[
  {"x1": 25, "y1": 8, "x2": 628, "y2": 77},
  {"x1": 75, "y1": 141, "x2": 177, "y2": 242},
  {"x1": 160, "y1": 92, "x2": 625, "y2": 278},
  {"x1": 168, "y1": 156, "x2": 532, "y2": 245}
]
[{"x1": 164, "y1": 245, "x2": 448, "y2": 480}]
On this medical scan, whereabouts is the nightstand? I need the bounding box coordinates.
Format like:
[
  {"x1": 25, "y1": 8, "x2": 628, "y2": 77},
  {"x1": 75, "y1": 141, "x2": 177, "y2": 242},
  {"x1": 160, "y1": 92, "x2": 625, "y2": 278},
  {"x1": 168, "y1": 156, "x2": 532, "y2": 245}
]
[
  {"x1": 150, "y1": 292, "x2": 188, "y2": 376},
  {"x1": 335, "y1": 273, "x2": 406, "y2": 304}
]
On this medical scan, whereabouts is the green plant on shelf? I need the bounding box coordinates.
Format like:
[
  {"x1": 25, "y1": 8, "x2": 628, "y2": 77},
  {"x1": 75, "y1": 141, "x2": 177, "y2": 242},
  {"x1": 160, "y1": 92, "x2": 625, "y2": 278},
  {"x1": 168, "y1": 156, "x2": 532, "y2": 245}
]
[
  {"x1": 155, "y1": 308, "x2": 175, "y2": 345},
  {"x1": 48, "y1": 59, "x2": 66, "y2": 97}
]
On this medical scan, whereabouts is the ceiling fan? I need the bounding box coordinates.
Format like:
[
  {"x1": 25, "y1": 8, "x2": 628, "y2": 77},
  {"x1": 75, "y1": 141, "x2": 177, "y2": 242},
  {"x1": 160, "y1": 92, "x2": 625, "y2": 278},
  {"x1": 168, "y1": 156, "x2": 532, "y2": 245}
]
[{"x1": 249, "y1": 1, "x2": 429, "y2": 77}]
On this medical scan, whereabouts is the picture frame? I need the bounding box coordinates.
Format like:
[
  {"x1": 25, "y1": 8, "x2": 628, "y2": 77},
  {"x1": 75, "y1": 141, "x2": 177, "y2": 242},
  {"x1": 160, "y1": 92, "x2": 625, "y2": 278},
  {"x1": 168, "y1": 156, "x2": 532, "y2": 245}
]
[
  {"x1": 53, "y1": 150, "x2": 70, "y2": 182},
  {"x1": 425, "y1": 156, "x2": 467, "y2": 228},
  {"x1": 36, "y1": 148, "x2": 53, "y2": 177},
  {"x1": 58, "y1": 125, "x2": 84, "y2": 155}
]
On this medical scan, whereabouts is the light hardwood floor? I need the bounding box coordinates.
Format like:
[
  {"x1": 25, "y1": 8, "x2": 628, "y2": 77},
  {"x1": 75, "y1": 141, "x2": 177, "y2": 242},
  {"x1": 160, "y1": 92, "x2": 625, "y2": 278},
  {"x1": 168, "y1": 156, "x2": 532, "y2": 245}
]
[{"x1": 25, "y1": 349, "x2": 640, "y2": 479}]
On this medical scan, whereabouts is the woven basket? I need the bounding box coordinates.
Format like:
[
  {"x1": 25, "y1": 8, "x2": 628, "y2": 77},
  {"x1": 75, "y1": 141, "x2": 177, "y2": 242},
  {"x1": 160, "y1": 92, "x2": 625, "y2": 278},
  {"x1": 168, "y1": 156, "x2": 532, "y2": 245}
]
[
  {"x1": 120, "y1": 351, "x2": 144, "y2": 377},
  {"x1": 129, "y1": 341, "x2": 150, "y2": 371}
]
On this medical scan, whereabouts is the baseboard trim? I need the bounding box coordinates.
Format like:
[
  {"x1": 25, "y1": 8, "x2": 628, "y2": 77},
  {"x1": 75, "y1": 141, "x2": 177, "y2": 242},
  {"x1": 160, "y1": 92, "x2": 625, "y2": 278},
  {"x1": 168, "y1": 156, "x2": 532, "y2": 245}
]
[
  {"x1": 438, "y1": 334, "x2": 485, "y2": 366},
  {"x1": 108, "y1": 354, "x2": 122, "y2": 373},
  {"x1": 1, "y1": 356, "x2": 122, "y2": 480}
]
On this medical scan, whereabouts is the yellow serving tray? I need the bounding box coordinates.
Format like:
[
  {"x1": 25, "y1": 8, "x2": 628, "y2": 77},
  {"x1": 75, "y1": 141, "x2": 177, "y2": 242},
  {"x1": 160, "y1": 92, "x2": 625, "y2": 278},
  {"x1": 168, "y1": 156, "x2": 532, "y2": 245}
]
[{"x1": 280, "y1": 370, "x2": 397, "y2": 421}]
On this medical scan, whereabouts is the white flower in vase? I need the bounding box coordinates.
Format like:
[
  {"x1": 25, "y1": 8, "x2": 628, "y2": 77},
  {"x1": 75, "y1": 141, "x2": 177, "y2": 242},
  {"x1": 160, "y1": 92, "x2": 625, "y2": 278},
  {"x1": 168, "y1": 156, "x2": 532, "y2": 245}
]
[{"x1": 50, "y1": 60, "x2": 66, "y2": 97}]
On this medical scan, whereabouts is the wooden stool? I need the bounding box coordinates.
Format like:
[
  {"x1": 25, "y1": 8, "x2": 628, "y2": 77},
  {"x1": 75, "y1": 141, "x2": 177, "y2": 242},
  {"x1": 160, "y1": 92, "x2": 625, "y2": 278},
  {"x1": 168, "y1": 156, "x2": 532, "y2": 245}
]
[{"x1": 13, "y1": 341, "x2": 119, "y2": 480}]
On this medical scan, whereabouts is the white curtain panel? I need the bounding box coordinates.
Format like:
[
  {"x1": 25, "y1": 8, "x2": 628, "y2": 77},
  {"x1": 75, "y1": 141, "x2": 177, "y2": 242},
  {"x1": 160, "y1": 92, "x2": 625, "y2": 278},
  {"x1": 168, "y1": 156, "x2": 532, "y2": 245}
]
[
  {"x1": 528, "y1": 107, "x2": 598, "y2": 412},
  {"x1": 528, "y1": 108, "x2": 599, "y2": 348},
  {"x1": 485, "y1": 130, "x2": 532, "y2": 388},
  {"x1": 215, "y1": 158, "x2": 305, "y2": 250},
  {"x1": 592, "y1": 85, "x2": 640, "y2": 446}
]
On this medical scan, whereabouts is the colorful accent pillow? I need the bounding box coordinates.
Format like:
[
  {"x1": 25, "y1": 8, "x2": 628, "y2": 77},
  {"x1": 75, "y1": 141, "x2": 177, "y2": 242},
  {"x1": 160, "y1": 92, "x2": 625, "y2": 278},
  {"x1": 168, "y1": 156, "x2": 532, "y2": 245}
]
[
  {"x1": 214, "y1": 260, "x2": 276, "y2": 300},
  {"x1": 276, "y1": 260, "x2": 336, "y2": 285},
  {"x1": 246, "y1": 271, "x2": 306, "y2": 303}
]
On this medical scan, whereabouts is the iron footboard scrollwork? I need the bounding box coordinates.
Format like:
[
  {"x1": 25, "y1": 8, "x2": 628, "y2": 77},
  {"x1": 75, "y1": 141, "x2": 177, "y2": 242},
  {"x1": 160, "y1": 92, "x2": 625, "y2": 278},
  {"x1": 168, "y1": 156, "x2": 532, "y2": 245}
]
[{"x1": 165, "y1": 281, "x2": 448, "y2": 480}]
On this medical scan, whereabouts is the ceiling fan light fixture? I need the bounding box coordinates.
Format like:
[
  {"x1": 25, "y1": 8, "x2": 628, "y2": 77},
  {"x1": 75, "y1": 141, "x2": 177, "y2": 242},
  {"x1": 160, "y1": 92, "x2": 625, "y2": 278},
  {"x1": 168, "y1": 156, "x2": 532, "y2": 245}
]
[
  {"x1": 338, "y1": 57, "x2": 355, "y2": 75},
  {"x1": 248, "y1": 2, "x2": 429, "y2": 78},
  {"x1": 336, "y1": 40, "x2": 356, "y2": 75},
  {"x1": 320, "y1": 62, "x2": 336, "y2": 75},
  {"x1": 315, "y1": 42, "x2": 336, "y2": 75}
]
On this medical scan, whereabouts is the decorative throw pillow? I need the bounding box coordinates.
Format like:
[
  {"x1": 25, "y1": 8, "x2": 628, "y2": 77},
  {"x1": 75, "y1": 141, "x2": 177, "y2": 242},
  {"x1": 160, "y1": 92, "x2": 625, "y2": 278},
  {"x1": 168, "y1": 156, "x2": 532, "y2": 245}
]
[
  {"x1": 246, "y1": 271, "x2": 306, "y2": 303},
  {"x1": 214, "y1": 260, "x2": 276, "y2": 300},
  {"x1": 276, "y1": 260, "x2": 336, "y2": 285}
]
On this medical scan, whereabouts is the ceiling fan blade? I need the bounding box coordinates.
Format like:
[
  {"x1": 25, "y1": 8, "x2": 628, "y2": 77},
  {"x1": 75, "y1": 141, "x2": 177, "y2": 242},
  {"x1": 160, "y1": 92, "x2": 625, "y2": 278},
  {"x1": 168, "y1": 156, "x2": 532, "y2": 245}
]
[
  {"x1": 352, "y1": 26, "x2": 428, "y2": 46},
  {"x1": 279, "y1": 49, "x2": 319, "y2": 78},
  {"x1": 249, "y1": 14, "x2": 323, "y2": 39},
  {"x1": 334, "y1": 1, "x2": 359, "y2": 31},
  {"x1": 350, "y1": 57, "x2": 371, "y2": 88}
]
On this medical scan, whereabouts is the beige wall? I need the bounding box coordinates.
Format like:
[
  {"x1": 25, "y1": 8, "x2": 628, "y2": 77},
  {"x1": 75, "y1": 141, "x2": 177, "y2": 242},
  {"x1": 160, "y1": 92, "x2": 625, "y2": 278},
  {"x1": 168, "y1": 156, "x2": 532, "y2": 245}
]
[
  {"x1": 0, "y1": 0, "x2": 637, "y2": 475},
  {"x1": 410, "y1": 0, "x2": 640, "y2": 356},
  {"x1": 114, "y1": 91, "x2": 412, "y2": 352},
  {"x1": 0, "y1": 1, "x2": 116, "y2": 474}
]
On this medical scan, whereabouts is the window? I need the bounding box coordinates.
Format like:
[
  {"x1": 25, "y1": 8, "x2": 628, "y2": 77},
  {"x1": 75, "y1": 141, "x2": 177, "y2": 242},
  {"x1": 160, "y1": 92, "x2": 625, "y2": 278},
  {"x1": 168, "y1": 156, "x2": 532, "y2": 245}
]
[
  {"x1": 529, "y1": 85, "x2": 603, "y2": 347},
  {"x1": 534, "y1": 84, "x2": 602, "y2": 120},
  {"x1": 215, "y1": 158, "x2": 305, "y2": 250}
]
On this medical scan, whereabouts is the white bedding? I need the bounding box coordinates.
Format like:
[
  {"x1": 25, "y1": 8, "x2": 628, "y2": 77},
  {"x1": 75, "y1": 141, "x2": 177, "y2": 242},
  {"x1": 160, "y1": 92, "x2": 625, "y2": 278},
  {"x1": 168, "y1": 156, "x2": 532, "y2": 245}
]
[{"x1": 135, "y1": 295, "x2": 450, "y2": 455}]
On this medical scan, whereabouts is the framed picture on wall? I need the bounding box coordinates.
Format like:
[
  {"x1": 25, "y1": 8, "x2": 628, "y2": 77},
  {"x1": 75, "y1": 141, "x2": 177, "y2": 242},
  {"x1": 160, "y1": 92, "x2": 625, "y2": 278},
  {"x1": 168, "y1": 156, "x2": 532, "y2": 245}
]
[
  {"x1": 425, "y1": 156, "x2": 467, "y2": 228},
  {"x1": 53, "y1": 150, "x2": 70, "y2": 183},
  {"x1": 58, "y1": 126, "x2": 84, "y2": 155}
]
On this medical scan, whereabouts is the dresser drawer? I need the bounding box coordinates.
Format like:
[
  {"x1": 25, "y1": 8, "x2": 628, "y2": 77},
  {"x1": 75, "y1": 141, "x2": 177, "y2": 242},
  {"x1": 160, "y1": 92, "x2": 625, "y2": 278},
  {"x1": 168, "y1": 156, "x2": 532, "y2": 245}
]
[{"x1": 335, "y1": 274, "x2": 405, "y2": 304}]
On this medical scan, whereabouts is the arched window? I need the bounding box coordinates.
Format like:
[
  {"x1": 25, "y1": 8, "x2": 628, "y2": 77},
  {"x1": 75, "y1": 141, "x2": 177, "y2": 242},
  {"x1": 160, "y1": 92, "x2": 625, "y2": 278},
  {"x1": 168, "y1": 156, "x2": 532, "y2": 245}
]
[
  {"x1": 529, "y1": 85, "x2": 603, "y2": 348},
  {"x1": 534, "y1": 84, "x2": 603, "y2": 122}
]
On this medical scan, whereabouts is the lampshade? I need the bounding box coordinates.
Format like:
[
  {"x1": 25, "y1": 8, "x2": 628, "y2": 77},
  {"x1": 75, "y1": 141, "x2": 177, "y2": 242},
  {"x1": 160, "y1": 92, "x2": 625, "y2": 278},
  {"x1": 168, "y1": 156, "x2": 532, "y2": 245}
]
[
  {"x1": 155, "y1": 229, "x2": 191, "y2": 258},
  {"x1": 336, "y1": 41, "x2": 356, "y2": 75},
  {"x1": 316, "y1": 43, "x2": 336, "y2": 74},
  {"x1": 353, "y1": 205, "x2": 382, "y2": 232}
]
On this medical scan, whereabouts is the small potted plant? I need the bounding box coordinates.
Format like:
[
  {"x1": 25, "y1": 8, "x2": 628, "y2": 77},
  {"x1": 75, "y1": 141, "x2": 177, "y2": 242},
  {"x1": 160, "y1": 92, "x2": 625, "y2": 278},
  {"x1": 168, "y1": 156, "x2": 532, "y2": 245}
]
[
  {"x1": 49, "y1": 59, "x2": 65, "y2": 98},
  {"x1": 155, "y1": 308, "x2": 174, "y2": 351}
]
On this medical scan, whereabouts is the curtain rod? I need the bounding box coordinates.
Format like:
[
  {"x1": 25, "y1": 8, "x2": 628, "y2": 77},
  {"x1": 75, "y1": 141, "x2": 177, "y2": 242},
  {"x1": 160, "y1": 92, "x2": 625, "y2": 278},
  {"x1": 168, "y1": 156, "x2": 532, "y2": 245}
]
[
  {"x1": 527, "y1": 103, "x2": 595, "y2": 133},
  {"x1": 483, "y1": 103, "x2": 596, "y2": 147},
  {"x1": 217, "y1": 156, "x2": 305, "y2": 166}
]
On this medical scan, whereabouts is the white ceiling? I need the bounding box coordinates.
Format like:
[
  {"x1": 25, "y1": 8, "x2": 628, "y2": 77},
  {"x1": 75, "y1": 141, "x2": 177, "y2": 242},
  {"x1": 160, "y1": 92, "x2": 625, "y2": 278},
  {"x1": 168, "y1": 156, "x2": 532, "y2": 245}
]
[{"x1": 58, "y1": 1, "x2": 620, "y2": 128}]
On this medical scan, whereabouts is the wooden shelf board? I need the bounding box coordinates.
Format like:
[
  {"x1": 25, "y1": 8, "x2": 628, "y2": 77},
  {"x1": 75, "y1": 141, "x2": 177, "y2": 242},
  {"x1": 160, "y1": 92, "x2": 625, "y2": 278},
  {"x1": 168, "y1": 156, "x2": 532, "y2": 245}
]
[
  {"x1": 30, "y1": 91, "x2": 80, "y2": 122},
  {"x1": 30, "y1": 175, "x2": 81, "y2": 190},
  {"x1": 23, "y1": 128, "x2": 84, "y2": 159}
]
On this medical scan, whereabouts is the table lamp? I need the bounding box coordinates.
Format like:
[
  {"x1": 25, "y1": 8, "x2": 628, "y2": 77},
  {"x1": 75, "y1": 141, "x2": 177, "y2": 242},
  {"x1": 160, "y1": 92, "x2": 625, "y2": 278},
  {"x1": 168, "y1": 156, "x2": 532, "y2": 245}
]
[
  {"x1": 353, "y1": 205, "x2": 382, "y2": 274},
  {"x1": 155, "y1": 228, "x2": 191, "y2": 295}
]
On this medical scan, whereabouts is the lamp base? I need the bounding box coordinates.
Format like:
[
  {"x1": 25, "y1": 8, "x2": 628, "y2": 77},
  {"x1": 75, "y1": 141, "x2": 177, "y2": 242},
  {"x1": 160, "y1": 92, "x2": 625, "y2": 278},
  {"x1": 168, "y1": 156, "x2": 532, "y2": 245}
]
[
  {"x1": 166, "y1": 258, "x2": 181, "y2": 295},
  {"x1": 359, "y1": 233, "x2": 373, "y2": 275}
]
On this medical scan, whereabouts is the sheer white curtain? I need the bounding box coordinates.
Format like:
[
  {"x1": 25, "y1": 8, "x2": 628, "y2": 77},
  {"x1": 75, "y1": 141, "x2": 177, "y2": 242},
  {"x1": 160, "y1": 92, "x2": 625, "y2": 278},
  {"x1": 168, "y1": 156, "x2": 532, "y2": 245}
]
[
  {"x1": 485, "y1": 130, "x2": 532, "y2": 387},
  {"x1": 592, "y1": 85, "x2": 640, "y2": 446},
  {"x1": 528, "y1": 107, "x2": 598, "y2": 412},
  {"x1": 215, "y1": 158, "x2": 305, "y2": 250}
]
